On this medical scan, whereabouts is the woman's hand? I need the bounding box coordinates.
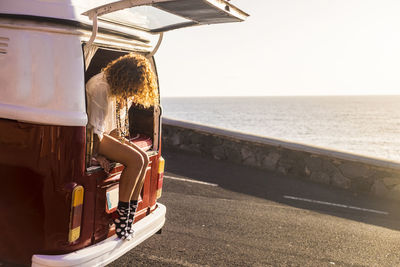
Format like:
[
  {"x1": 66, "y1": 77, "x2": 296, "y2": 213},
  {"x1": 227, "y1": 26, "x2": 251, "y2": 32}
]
[
  {"x1": 96, "y1": 155, "x2": 111, "y2": 173},
  {"x1": 109, "y1": 129, "x2": 120, "y2": 139}
]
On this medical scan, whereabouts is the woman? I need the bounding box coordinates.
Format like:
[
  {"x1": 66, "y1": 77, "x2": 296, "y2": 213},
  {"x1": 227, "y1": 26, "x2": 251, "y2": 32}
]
[{"x1": 86, "y1": 53, "x2": 158, "y2": 240}]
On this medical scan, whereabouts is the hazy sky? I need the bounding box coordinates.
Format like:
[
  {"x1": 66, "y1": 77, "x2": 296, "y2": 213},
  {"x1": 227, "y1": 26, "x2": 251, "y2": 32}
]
[{"x1": 156, "y1": 0, "x2": 400, "y2": 97}]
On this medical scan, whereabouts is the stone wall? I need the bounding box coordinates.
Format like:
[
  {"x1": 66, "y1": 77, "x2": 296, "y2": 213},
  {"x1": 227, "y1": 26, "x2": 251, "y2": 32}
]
[{"x1": 162, "y1": 118, "x2": 400, "y2": 200}]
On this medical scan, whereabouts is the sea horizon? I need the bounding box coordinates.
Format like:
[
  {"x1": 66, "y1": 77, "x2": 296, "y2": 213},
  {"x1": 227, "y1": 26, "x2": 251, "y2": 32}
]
[
  {"x1": 161, "y1": 94, "x2": 400, "y2": 98},
  {"x1": 161, "y1": 95, "x2": 400, "y2": 162}
]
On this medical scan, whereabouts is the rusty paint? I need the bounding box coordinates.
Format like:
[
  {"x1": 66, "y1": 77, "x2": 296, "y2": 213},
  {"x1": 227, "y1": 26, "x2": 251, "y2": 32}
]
[
  {"x1": 51, "y1": 127, "x2": 56, "y2": 153},
  {"x1": 40, "y1": 128, "x2": 45, "y2": 158}
]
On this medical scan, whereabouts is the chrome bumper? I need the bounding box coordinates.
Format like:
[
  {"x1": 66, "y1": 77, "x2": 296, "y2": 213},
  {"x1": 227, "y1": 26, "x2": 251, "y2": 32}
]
[{"x1": 32, "y1": 203, "x2": 166, "y2": 267}]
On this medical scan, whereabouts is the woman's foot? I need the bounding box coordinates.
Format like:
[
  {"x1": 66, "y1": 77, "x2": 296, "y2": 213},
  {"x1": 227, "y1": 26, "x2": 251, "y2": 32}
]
[
  {"x1": 126, "y1": 200, "x2": 138, "y2": 236},
  {"x1": 114, "y1": 202, "x2": 130, "y2": 240}
]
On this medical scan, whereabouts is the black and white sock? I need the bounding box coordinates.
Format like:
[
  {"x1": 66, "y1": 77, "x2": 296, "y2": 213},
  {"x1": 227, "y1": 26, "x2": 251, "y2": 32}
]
[
  {"x1": 114, "y1": 201, "x2": 130, "y2": 240},
  {"x1": 126, "y1": 200, "x2": 138, "y2": 235}
]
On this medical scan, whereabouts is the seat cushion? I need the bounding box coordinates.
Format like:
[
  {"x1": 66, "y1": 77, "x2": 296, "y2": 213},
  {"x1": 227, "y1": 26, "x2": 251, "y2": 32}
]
[{"x1": 129, "y1": 134, "x2": 152, "y2": 151}]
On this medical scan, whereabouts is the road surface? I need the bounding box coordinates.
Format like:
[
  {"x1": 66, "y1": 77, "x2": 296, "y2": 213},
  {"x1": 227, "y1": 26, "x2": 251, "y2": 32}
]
[{"x1": 110, "y1": 149, "x2": 400, "y2": 266}]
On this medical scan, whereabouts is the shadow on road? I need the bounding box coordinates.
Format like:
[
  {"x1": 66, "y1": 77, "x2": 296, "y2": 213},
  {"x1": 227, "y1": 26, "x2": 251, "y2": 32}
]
[{"x1": 163, "y1": 148, "x2": 400, "y2": 232}]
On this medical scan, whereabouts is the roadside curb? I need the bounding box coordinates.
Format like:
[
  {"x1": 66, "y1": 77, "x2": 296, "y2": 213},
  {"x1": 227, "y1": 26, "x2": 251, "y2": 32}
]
[{"x1": 162, "y1": 118, "x2": 400, "y2": 201}]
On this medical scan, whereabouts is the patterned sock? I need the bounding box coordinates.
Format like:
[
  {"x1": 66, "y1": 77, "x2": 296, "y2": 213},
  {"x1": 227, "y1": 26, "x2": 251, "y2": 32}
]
[
  {"x1": 127, "y1": 200, "x2": 138, "y2": 235},
  {"x1": 114, "y1": 201, "x2": 130, "y2": 240}
]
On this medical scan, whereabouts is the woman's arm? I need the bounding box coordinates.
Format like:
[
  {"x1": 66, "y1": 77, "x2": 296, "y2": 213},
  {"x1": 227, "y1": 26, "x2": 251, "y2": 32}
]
[{"x1": 92, "y1": 134, "x2": 111, "y2": 173}]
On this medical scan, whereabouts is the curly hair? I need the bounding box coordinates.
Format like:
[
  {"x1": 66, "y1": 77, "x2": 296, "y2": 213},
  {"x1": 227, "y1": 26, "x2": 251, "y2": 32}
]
[{"x1": 103, "y1": 53, "x2": 159, "y2": 108}]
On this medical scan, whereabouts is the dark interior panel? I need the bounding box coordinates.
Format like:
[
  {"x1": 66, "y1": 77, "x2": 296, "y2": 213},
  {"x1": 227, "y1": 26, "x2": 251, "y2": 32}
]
[
  {"x1": 85, "y1": 48, "x2": 127, "y2": 83},
  {"x1": 129, "y1": 104, "x2": 154, "y2": 137}
]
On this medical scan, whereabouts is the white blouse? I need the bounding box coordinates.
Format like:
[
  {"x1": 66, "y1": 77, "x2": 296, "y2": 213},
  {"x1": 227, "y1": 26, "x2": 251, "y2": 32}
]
[{"x1": 86, "y1": 72, "x2": 117, "y2": 141}]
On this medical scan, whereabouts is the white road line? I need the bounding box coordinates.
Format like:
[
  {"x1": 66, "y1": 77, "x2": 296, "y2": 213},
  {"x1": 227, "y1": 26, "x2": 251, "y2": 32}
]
[
  {"x1": 283, "y1": 195, "x2": 389, "y2": 215},
  {"x1": 164, "y1": 175, "x2": 219, "y2": 187},
  {"x1": 143, "y1": 254, "x2": 209, "y2": 267}
]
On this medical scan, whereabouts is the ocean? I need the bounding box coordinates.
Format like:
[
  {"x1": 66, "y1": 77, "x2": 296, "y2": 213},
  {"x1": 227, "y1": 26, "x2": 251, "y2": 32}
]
[{"x1": 161, "y1": 96, "x2": 400, "y2": 163}]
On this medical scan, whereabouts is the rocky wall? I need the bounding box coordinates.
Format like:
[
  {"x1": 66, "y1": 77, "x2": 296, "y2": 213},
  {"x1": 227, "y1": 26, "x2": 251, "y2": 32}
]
[{"x1": 162, "y1": 118, "x2": 400, "y2": 200}]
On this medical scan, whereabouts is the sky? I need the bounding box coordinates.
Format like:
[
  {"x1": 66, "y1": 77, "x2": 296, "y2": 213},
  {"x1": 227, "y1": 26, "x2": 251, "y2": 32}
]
[{"x1": 155, "y1": 0, "x2": 400, "y2": 97}]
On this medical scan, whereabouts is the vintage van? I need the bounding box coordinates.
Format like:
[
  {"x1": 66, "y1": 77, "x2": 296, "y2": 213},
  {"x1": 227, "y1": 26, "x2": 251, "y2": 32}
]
[{"x1": 0, "y1": 0, "x2": 248, "y2": 266}]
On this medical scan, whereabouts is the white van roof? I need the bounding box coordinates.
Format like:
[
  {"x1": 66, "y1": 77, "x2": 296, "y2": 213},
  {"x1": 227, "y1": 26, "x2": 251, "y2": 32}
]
[{"x1": 0, "y1": 0, "x2": 248, "y2": 126}]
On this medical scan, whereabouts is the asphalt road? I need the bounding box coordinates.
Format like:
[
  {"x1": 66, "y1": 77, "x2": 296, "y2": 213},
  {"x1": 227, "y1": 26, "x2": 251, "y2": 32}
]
[{"x1": 110, "y1": 149, "x2": 400, "y2": 267}]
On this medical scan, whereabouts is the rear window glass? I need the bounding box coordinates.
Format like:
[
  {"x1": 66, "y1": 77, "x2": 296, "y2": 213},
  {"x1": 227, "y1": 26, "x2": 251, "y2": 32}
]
[{"x1": 99, "y1": 6, "x2": 190, "y2": 31}]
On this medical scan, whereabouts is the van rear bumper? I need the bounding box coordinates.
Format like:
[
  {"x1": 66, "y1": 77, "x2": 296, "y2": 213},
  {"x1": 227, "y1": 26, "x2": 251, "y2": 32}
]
[{"x1": 32, "y1": 203, "x2": 166, "y2": 267}]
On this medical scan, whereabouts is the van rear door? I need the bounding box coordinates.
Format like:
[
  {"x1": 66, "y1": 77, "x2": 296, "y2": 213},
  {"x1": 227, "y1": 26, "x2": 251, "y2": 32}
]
[
  {"x1": 82, "y1": 0, "x2": 248, "y2": 33},
  {"x1": 82, "y1": 0, "x2": 248, "y2": 245}
]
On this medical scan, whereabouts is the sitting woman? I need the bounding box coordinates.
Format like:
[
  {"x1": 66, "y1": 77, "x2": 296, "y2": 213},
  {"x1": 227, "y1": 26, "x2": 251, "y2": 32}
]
[{"x1": 86, "y1": 53, "x2": 158, "y2": 240}]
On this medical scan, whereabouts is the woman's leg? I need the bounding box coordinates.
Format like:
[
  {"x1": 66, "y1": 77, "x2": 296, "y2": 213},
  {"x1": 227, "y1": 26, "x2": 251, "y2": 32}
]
[
  {"x1": 125, "y1": 141, "x2": 149, "y2": 201},
  {"x1": 98, "y1": 135, "x2": 147, "y2": 239},
  {"x1": 120, "y1": 140, "x2": 150, "y2": 235},
  {"x1": 98, "y1": 134, "x2": 145, "y2": 202}
]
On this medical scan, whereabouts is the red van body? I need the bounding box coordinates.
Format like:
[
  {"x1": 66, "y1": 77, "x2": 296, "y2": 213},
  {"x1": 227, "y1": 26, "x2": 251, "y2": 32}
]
[{"x1": 0, "y1": 120, "x2": 165, "y2": 265}]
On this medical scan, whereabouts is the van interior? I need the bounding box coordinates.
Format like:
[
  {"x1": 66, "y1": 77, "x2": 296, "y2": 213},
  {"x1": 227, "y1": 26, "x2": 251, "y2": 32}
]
[{"x1": 84, "y1": 47, "x2": 161, "y2": 170}]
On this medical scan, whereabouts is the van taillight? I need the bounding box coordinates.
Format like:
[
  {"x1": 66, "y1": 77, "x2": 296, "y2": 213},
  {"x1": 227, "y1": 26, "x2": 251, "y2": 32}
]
[
  {"x1": 69, "y1": 185, "x2": 84, "y2": 243},
  {"x1": 157, "y1": 157, "x2": 165, "y2": 199}
]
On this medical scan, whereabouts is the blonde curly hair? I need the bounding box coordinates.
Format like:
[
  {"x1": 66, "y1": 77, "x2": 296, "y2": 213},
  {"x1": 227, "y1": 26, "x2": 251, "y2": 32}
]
[{"x1": 103, "y1": 53, "x2": 159, "y2": 108}]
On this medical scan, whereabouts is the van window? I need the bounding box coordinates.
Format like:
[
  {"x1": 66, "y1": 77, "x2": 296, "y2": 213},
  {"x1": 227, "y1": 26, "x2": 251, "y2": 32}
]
[{"x1": 100, "y1": 6, "x2": 192, "y2": 32}]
